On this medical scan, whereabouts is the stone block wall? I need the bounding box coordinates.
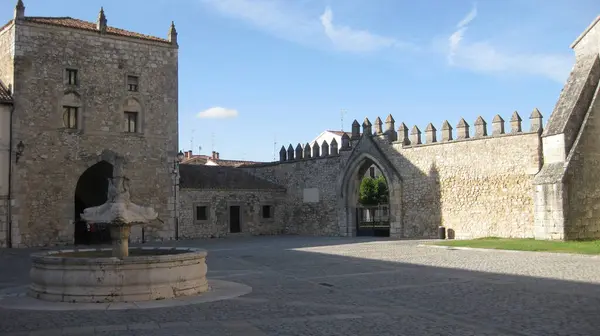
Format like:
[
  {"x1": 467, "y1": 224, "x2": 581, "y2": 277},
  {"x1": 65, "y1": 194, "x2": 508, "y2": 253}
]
[
  {"x1": 242, "y1": 154, "x2": 349, "y2": 236},
  {"x1": 562, "y1": 82, "x2": 600, "y2": 239},
  {"x1": 8, "y1": 21, "x2": 178, "y2": 247},
  {"x1": 178, "y1": 189, "x2": 286, "y2": 239},
  {"x1": 244, "y1": 112, "x2": 542, "y2": 240},
  {"x1": 0, "y1": 22, "x2": 14, "y2": 88},
  {"x1": 391, "y1": 129, "x2": 542, "y2": 239}
]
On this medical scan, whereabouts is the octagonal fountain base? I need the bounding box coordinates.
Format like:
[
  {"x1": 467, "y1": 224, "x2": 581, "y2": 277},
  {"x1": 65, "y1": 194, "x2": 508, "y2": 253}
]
[{"x1": 28, "y1": 247, "x2": 208, "y2": 303}]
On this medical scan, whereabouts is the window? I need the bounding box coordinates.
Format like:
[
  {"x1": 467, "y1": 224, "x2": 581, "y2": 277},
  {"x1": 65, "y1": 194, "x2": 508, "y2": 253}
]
[
  {"x1": 262, "y1": 205, "x2": 272, "y2": 219},
  {"x1": 127, "y1": 75, "x2": 139, "y2": 92},
  {"x1": 195, "y1": 206, "x2": 208, "y2": 221},
  {"x1": 369, "y1": 167, "x2": 375, "y2": 178},
  {"x1": 63, "y1": 106, "x2": 78, "y2": 129},
  {"x1": 66, "y1": 69, "x2": 78, "y2": 85},
  {"x1": 124, "y1": 112, "x2": 138, "y2": 133}
]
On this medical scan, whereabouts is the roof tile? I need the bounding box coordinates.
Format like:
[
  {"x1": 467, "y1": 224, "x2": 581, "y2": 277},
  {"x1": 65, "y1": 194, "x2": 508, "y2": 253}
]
[
  {"x1": 20, "y1": 16, "x2": 170, "y2": 44},
  {"x1": 179, "y1": 164, "x2": 285, "y2": 191}
]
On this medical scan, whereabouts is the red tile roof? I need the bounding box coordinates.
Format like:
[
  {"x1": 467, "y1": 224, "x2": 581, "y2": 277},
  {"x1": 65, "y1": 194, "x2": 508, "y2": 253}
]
[
  {"x1": 181, "y1": 155, "x2": 263, "y2": 167},
  {"x1": 0, "y1": 81, "x2": 12, "y2": 104},
  {"x1": 0, "y1": 19, "x2": 14, "y2": 33},
  {"x1": 1, "y1": 16, "x2": 171, "y2": 44}
]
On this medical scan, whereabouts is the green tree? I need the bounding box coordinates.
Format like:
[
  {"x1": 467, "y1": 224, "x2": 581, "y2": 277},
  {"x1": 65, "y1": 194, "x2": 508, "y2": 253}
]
[
  {"x1": 359, "y1": 175, "x2": 389, "y2": 206},
  {"x1": 374, "y1": 175, "x2": 389, "y2": 204},
  {"x1": 359, "y1": 177, "x2": 379, "y2": 206}
]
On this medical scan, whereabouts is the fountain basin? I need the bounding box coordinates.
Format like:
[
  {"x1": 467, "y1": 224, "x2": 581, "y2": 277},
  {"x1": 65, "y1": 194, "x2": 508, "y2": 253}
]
[{"x1": 29, "y1": 247, "x2": 208, "y2": 303}]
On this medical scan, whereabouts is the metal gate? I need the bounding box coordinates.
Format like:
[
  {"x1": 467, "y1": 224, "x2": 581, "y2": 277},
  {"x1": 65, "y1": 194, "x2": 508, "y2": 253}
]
[{"x1": 356, "y1": 205, "x2": 390, "y2": 237}]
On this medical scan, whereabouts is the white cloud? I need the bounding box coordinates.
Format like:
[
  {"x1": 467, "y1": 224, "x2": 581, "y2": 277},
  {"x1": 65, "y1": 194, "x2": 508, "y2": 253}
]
[
  {"x1": 198, "y1": 0, "x2": 324, "y2": 48},
  {"x1": 197, "y1": 107, "x2": 239, "y2": 119},
  {"x1": 200, "y1": 0, "x2": 574, "y2": 82},
  {"x1": 319, "y1": 6, "x2": 401, "y2": 53},
  {"x1": 448, "y1": 4, "x2": 477, "y2": 65},
  {"x1": 199, "y1": 0, "x2": 409, "y2": 54},
  {"x1": 446, "y1": 5, "x2": 573, "y2": 82}
]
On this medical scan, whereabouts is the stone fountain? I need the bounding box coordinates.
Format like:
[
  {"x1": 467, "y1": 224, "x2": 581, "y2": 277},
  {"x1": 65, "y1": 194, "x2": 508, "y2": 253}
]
[{"x1": 28, "y1": 167, "x2": 209, "y2": 303}]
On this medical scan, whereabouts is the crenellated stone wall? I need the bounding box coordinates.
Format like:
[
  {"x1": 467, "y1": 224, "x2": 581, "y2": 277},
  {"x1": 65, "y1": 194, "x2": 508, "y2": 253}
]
[
  {"x1": 4, "y1": 16, "x2": 178, "y2": 247},
  {"x1": 244, "y1": 110, "x2": 543, "y2": 240}
]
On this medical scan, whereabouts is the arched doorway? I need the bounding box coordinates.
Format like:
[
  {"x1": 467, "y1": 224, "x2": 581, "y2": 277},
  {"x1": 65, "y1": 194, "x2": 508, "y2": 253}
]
[
  {"x1": 74, "y1": 161, "x2": 113, "y2": 245},
  {"x1": 354, "y1": 160, "x2": 390, "y2": 236},
  {"x1": 339, "y1": 147, "x2": 403, "y2": 238}
]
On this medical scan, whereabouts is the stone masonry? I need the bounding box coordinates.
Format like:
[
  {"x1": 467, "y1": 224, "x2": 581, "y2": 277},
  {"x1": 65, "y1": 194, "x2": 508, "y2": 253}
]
[
  {"x1": 1, "y1": 2, "x2": 598, "y2": 246},
  {"x1": 178, "y1": 15, "x2": 600, "y2": 242},
  {"x1": 0, "y1": 2, "x2": 179, "y2": 247}
]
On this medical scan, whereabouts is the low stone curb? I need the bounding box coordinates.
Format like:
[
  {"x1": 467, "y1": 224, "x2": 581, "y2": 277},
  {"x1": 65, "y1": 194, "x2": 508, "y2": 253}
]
[
  {"x1": 0, "y1": 279, "x2": 252, "y2": 311},
  {"x1": 417, "y1": 243, "x2": 600, "y2": 258}
]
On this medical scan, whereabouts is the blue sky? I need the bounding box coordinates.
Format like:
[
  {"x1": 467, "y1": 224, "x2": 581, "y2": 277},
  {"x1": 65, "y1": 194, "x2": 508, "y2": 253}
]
[{"x1": 1, "y1": 1, "x2": 599, "y2": 162}]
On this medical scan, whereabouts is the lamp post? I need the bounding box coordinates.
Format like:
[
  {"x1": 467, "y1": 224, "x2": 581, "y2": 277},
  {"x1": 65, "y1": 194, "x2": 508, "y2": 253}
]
[{"x1": 173, "y1": 150, "x2": 184, "y2": 240}]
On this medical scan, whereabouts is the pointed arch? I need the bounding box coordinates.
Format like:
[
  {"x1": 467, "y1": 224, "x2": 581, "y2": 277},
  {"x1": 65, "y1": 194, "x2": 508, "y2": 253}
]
[{"x1": 337, "y1": 136, "x2": 403, "y2": 237}]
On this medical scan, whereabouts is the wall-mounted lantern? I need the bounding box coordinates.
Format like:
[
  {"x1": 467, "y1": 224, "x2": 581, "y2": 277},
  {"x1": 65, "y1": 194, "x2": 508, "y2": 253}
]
[{"x1": 15, "y1": 141, "x2": 25, "y2": 163}]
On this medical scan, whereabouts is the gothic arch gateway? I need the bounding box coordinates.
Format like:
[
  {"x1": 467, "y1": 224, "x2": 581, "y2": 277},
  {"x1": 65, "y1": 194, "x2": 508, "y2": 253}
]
[{"x1": 337, "y1": 135, "x2": 403, "y2": 238}]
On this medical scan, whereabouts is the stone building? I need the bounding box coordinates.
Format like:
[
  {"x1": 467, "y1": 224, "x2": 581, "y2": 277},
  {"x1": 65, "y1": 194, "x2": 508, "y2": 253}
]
[
  {"x1": 177, "y1": 15, "x2": 600, "y2": 241},
  {"x1": 0, "y1": 1, "x2": 179, "y2": 247},
  {"x1": 1, "y1": 1, "x2": 598, "y2": 247}
]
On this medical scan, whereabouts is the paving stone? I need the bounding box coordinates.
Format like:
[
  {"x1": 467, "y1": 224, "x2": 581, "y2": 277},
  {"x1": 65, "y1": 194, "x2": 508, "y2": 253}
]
[{"x1": 1, "y1": 237, "x2": 600, "y2": 335}]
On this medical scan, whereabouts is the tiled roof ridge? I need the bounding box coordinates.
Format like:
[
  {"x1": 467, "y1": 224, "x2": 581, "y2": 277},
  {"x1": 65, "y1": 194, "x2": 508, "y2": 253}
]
[{"x1": 10, "y1": 16, "x2": 172, "y2": 44}]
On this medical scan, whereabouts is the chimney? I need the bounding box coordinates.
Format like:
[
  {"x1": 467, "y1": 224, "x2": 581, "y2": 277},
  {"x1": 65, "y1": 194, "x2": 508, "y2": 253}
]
[
  {"x1": 14, "y1": 0, "x2": 25, "y2": 20},
  {"x1": 216, "y1": 152, "x2": 220, "y2": 160},
  {"x1": 211, "y1": 151, "x2": 217, "y2": 160},
  {"x1": 185, "y1": 150, "x2": 192, "y2": 159}
]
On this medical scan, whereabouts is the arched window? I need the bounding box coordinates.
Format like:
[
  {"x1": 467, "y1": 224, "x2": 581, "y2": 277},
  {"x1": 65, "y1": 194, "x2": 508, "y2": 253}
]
[
  {"x1": 123, "y1": 98, "x2": 143, "y2": 134},
  {"x1": 61, "y1": 92, "x2": 82, "y2": 129}
]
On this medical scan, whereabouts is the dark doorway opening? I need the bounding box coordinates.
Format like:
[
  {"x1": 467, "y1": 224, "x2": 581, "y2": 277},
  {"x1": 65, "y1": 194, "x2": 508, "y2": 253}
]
[
  {"x1": 74, "y1": 161, "x2": 114, "y2": 245},
  {"x1": 229, "y1": 206, "x2": 241, "y2": 233}
]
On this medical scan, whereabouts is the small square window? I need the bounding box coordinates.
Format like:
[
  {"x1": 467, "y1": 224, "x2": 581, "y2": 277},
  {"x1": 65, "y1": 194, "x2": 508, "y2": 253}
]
[
  {"x1": 262, "y1": 205, "x2": 272, "y2": 219},
  {"x1": 127, "y1": 75, "x2": 139, "y2": 92},
  {"x1": 63, "y1": 106, "x2": 78, "y2": 129},
  {"x1": 196, "y1": 206, "x2": 207, "y2": 221},
  {"x1": 66, "y1": 69, "x2": 78, "y2": 85},
  {"x1": 124, "y1": 111, "x2": 138, "y2": 133}
]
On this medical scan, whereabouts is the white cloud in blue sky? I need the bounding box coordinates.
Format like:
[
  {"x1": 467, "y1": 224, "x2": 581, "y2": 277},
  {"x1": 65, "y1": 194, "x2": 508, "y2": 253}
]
[
  {"x1": 197, "y1": 107, "x2": 239, "y2": 119},
  {"x1": 199, "y1": 0, "x2": 574, "y2": 83}
]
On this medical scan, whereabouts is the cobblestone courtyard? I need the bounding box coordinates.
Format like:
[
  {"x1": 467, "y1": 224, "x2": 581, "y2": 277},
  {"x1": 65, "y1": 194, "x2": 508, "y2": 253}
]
[{"x1": 1, "y1": 236, "x2": 599, "y2": 335}]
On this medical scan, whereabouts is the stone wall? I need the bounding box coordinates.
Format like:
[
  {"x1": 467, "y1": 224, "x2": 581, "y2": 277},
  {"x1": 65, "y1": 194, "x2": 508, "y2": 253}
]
[
  {"x1": 390, "y1": 129, "x2": 542, "y2": 239},
  {"x1": 242, "y1": 155, "x2": 350, "y2": 236},
  {"x1": 8, "y1": 21, "x2": 178, "y2": 247},
  {"x1": 0, "y1": 22, "x2": 14, "y2": 88},
  {"x1": 563, "y1": 85, "x2": 600, "y2": 239},
  {"x1": 243, "y1": 112, "x2": 542, "y2": 240},
  {"x1": 178, "y1": 189, "x2": 286, "y2": 239},
  {"x1": 533, "y1": 17, "x2": 600, "y2": 240},
  {"x1": 0, "y1": 23, "x2": 14, "y2": 247}
]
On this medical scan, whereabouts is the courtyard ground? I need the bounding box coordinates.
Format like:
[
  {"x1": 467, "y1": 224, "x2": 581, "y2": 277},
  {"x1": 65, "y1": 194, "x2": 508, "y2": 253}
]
[{"x1": 1, "y1": 236, "x2": 599, "y2": 335}]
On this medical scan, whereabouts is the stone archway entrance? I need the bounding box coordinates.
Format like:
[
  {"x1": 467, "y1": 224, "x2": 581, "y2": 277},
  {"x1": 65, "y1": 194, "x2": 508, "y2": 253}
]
[
  {"x1": 338, "y1": 136, "x2": 403, "y2": 238},
  {"x1": 353, "y1": 159, "x2": 391, "y2": 237},
  {"x1": 74, "y1": 160, "x2": 113, "y2": 245}
]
